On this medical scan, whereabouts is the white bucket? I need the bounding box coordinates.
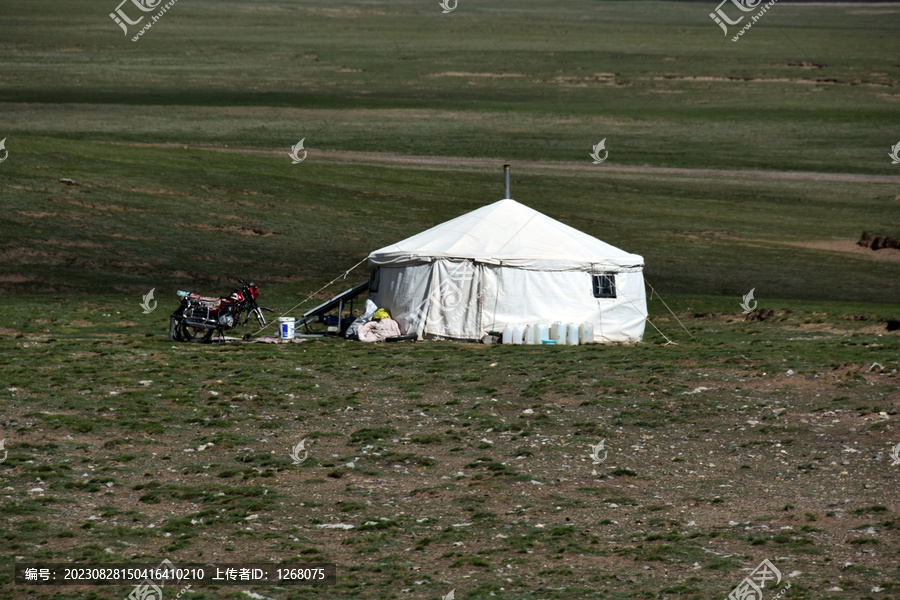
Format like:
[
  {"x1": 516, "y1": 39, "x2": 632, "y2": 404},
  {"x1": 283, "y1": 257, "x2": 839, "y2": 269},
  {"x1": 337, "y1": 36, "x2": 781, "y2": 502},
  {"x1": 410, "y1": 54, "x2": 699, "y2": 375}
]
[
  {"x1": 511, "y1": 324, "x2": 525, "y2": 345},
  {"x1": 278, "y1": 317, "x2": 295, "y2": 340},
  {"x1": 550, "y1": 321, "x2": 567, "y2": 345},
  {"x1": 579, "y1": 321, "x2": 594, "y2": 345},
  {"x1": 566, "y1": 323, "x2": 579, "y2": 346},
  {"x1": 535, "y1": 323, "x2": 550, "y2": 344}
]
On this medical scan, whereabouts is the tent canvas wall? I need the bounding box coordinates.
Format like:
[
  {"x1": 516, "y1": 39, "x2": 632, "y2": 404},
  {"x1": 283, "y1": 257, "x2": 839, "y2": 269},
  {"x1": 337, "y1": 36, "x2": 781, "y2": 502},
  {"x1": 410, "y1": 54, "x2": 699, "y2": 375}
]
[{"x1": 367, "y1": 199, "x2": 647, "y2": 343}]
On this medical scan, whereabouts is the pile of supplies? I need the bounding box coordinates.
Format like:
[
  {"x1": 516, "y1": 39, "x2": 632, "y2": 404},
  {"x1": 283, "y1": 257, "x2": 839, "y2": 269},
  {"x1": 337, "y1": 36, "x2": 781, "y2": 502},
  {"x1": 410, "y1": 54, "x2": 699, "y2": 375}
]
[{"x1": 345, "y1": 300, "x2": 403, "y2": 342}]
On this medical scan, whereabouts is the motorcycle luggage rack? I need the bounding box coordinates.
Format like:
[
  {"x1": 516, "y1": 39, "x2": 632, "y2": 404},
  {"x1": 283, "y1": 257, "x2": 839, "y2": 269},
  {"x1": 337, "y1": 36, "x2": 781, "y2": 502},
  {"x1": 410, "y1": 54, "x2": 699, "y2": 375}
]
[{"x1": 184, "y1": 306, "x2": 216, "y2": 328}]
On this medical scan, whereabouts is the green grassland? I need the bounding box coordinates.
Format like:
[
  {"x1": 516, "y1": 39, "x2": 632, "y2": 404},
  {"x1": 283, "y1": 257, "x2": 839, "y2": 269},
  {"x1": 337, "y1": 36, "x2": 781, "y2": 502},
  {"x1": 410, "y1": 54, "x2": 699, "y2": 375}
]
[
  {"x1": 1, "y1": 296, "x2": 899, "y2": 600},
  {"x1": 3, "y1": 0, "x2": 900, "y2": 173},
  {"x1": 1, "y1": 1, "x2": 899, "y2": 599}
]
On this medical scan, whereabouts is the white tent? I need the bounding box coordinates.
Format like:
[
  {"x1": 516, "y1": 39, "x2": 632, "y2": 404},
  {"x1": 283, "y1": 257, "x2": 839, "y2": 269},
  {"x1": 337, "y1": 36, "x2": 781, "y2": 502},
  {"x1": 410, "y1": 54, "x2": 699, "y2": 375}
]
[{"x1": 366, "y1": 199, "x2": 647, "y2": 343}]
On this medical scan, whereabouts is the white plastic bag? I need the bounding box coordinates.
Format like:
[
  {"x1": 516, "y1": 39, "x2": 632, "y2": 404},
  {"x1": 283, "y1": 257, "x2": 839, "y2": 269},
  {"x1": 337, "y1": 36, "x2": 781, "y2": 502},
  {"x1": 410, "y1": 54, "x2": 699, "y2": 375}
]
[{"x1": 345, "y1": 299, "x2": 378, "y2": 338}]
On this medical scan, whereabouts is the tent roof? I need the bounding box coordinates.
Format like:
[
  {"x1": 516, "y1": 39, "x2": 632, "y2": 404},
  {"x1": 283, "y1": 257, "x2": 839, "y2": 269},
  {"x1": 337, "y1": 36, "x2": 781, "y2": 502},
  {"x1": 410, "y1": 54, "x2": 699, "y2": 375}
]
[{"x1": 368, "y1": 199, "x2": 643, "y2": 272}]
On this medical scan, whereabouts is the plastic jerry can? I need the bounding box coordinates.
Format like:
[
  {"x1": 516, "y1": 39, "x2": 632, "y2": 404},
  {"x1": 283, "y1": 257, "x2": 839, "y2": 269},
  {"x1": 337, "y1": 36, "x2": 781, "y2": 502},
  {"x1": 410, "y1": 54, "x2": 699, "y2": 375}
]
[
  {"x1": 550, "y1": 322, "x2": 567, "y2": 345},
  {"x1": 579, "y1": 321, "x2": 594, "y2": 344},
  {"x1": 523, "y1": 324, "x2": 537, "y2": 345}
]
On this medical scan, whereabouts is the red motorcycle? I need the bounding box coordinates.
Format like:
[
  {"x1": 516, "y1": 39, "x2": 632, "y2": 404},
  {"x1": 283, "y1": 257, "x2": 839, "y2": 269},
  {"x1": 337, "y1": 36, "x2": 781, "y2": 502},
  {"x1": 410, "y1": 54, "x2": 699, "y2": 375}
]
[{"x1": 168, "y1": 280, "x2": 272, "y2": 343}]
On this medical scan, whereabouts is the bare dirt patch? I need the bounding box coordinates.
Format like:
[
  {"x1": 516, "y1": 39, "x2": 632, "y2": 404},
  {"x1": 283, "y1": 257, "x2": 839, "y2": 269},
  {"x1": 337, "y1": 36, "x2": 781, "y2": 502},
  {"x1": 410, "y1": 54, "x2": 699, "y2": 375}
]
[
  {"x1": 124, "y1": 186, "x2": 192, "y2": 197},
  {"x1": 301, "y1": 6, "x2": 389, "y2": 17},
  {"x1": 17, "y1": 210, "x2": 57, "y2": 218},
  {"x1": 49, "y1": 198, "x2": 139, "y2": 212},
  {"x1": 107, "y1": 233, "x2": 152, "y2": 241},
  {"x1": 652, "y1": 75, "x2": 827, "y2": 85},
  {"x1": 427, "y1": 72, "x2": 528, "y2": 79},
  {"x1": 185, "y1": 224, "x2": 281, "y2": 237},
  {"x1": 0, "y1": 246, "x2": 62, "y2": 260},
  {"x1": 696, "y1": 233, "x2": 900, "y2": 263},
  {"x1": 785, "y1": 61, "x2": 827, "y2": 70},
  {"x1": 793, "y1": 321, "x2": 893, "y2": 336},
  {"x1": 66, "y1": 319, "x2": 97, "y2": 328},
  {"x1": 551, "y1": 73, "x2": 624, "y2": 87},
  {"x1": 41, "y1": 239, "x2": 105, "y2": 249},
  {"x1": 778, "y1": 240, "x2": 900, "y2": 262}
]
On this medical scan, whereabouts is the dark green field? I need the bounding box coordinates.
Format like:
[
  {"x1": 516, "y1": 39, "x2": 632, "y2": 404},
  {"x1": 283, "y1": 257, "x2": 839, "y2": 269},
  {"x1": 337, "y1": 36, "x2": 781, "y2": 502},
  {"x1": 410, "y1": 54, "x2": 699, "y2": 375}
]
[{"x1": 1, "y1": 1, "x2": 899, "y2": 599}]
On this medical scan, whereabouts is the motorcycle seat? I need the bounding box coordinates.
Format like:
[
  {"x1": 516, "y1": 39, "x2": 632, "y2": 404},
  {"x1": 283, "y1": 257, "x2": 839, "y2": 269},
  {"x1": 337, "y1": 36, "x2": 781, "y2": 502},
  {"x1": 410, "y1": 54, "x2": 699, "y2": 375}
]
[{"x1": 187, "y1": 293, "x2": 227, "y2": 308}]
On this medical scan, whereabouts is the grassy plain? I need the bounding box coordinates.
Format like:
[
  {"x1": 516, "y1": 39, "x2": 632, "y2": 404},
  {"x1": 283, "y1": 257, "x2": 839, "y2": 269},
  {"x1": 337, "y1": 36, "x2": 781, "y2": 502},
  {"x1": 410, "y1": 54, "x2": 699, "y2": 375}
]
[
  {"x1": 1, "y1": 296, "x2": 899, "y2": 600},
  {"x1": 1, "y1": 1, "x2": 899, "y2": 599}
]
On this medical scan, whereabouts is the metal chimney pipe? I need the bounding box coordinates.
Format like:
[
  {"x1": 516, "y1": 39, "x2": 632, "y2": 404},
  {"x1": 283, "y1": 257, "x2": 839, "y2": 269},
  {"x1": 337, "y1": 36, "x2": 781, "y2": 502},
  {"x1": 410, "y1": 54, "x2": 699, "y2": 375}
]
[{"x1": 503, "y1": 164, "x2": 510, "y2": 199}]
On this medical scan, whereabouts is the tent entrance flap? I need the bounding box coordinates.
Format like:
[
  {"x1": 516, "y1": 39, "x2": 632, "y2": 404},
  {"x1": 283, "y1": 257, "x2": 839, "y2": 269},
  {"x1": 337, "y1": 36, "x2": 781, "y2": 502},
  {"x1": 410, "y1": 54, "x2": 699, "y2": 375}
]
[{"x1": 422, "y1": 259, "x2": 482, "y2": 340}]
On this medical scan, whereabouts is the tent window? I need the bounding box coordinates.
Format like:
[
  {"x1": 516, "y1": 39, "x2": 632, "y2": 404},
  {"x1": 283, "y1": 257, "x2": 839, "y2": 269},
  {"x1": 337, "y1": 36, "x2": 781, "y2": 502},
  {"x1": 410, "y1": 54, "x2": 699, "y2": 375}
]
[
  {"x1": 592, "y1": 274, "x2": 616, "y2": 299},
  {"x1": 369, "y1": 268, "x2": 380, "y2": 293}
]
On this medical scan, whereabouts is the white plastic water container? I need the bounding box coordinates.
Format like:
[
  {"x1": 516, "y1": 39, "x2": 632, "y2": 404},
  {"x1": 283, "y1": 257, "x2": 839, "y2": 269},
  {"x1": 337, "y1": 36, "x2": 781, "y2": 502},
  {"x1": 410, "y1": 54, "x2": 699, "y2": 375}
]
[
  {"x1": 511, "y1": 324, "x2": 525, "y2": 345},
  {"x1": 579, "y1": 321, "x2": 594, "y2": 345},
  {"x1": 550, "y1": 322, "x2": 567, "y2": 345},
  {"x1": 523, "y1": 324, "x2": 537, "y2": 345},
  {"x1": 502, "y1": 326, "x2": 514, "y2": 344},
  {"x1": 566, "y1": 323, "x2": 579, "y2": 346},
  {"x1": 536, "y1": 323, "x2": 551, "y2": 344},
  {"x1": 278, "y1": 317, "x2": 295, "y2": 339}
]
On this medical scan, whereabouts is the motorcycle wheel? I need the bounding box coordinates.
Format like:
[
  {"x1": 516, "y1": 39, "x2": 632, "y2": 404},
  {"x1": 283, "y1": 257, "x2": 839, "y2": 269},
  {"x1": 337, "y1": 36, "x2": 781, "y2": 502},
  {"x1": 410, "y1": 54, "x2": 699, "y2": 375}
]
[
  {"x1": 181, "y1": 323, "x2": 214, "y2": 344},
  {"x1": 168, "y1": 316, "x2": 185, "y2": 342}
]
